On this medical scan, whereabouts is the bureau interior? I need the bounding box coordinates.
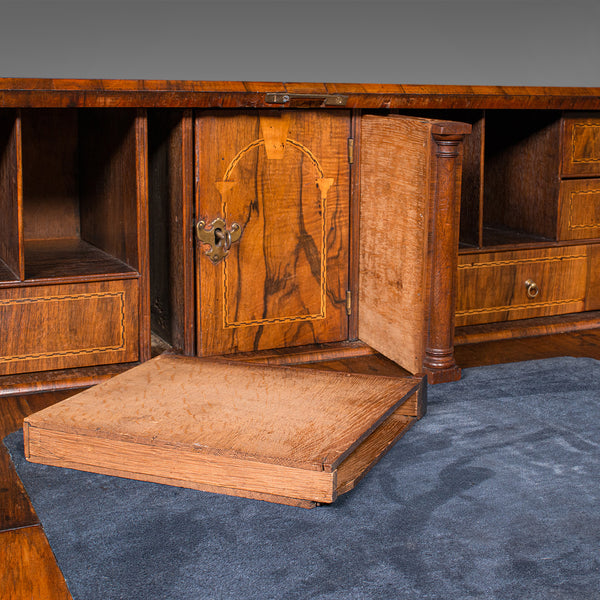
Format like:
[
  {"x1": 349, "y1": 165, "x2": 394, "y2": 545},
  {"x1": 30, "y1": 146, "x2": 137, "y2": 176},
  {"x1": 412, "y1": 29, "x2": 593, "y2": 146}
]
[
  {"x1": 1, "y1": 108, "x2": 142, "y2": 283},
  {"x1": 482, "y1": 110, "x2": 563, "y2": 247}
]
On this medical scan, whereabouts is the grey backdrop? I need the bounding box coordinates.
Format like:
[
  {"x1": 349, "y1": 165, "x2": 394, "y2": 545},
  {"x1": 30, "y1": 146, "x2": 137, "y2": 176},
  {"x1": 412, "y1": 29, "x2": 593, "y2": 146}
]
[{"x1": 0, "y1": 0, "x2": 599, "y2": 85}]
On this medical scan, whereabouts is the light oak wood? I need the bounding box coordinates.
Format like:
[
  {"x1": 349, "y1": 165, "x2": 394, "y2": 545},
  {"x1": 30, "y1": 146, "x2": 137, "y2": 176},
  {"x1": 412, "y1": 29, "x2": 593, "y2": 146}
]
[
  {"x1": 336, "y1": 411, "x2": 414, "y2": 496},
  {"x1": 358, "y1": 115, "x2": 432, "y2": 374},
  {"x1": 0, "y1": 527, "x2": 72, "y2": 600},
  {"x1": 24, "y1": 353, "x2": 422, "y2": 505},
  {"x1": 358, "y1": 115, "x2": 469, "y2": 381}
]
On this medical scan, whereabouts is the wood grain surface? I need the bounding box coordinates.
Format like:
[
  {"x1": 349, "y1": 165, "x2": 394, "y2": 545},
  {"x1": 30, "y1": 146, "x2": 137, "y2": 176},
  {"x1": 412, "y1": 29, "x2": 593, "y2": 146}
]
[
  {"x1": 455, "y1": 310, "x2": 600, "y2": 344},
  {"x1": 336, "y1": 411, "x2": 414, "y2": 496},
  {"x1": 79, "y1": 109, "x2": 141, "y2": 270},
  {"x1": 196, "y1": 110, "x2": 350, "y2": 356},
  {"x1": 561, "y1": 113, "x2": 600, "y2": 178},
  {"x1": 24, "y1": 354, "x2": 421, "y2": 504},
  {"x1": 2, "y1": 79, "x2": 600, "y2": 110},
  {"x1": 22, "y1": 238, "x2": 136, "y2": 283},
  {"x1": 484, "y1": 110, "x2": 561, "y2": 242},
  {"x1": 0, "y1": 279, "x2": 139, "y2": 375},
  {"x1": 0, "y1": 109, "x2": 23, "y2": 280},
  {"x1": 21, "y1": 110, "x2": 81, "y2": 242},
  {"x1": 558, "y1": 178, "x2": 600, "y2": 241},
  {"x1": 456, "y1": 329, "x2": 600, "y2": 368},
  {"x1": 0, "y1": 527, "x2": 72, "y2": 600},
  {"x1": 0, "y1": 391, "x2": 74, "y2": 530},
  {"x1": 25, "y1": 354, "x2": 420, "y2": 471},
  {"x1": 148, "y1": 109, "x2": 195, "y2": 354},
  {"x1": 358, "y1": 114, "x2": 432, "y2": 374},
  {"x1": 457, "y1": 245, "x2": 590, "y2": 326}
]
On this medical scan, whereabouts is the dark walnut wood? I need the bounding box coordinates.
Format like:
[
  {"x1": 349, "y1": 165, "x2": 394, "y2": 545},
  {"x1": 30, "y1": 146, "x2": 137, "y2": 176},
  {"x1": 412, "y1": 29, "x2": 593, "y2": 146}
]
[
  {"x1": 2, "y1": 78, "x2": 600, "y2": 390},
  {"x1": 0, "y1": 527, "x2": 72, "y2": 600},
  {"x1": 0, "y1": 391, "x2": 75, "y2": 530},
  {"x1": 2, "y1": 79, "x2": 600, "y2": 110},
  {"x1": 195, "y1": 109, "x2": 350, "y2": 356}
]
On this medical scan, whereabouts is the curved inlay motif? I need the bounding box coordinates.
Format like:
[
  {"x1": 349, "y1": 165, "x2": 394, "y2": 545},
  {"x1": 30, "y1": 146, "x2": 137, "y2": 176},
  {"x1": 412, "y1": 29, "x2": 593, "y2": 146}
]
[{"x1": 216, "y1": 134, "x2": 334, "y2": 329}]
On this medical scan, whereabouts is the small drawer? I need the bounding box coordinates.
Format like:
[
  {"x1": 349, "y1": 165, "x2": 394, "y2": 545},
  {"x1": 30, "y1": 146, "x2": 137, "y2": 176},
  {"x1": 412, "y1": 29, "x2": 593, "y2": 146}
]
[
  {"x1": 456, "y1": 246, "x2": 589, "y2": 327},
  {"x1": 0, "y1": 278, "x2": 139, "y2": 375},
  {"x1": 558, "y1": 178, "x2": 600, "y2": 240},
  {"x1": 561, "y1": 113, "x2": 600, "y2": 178}
]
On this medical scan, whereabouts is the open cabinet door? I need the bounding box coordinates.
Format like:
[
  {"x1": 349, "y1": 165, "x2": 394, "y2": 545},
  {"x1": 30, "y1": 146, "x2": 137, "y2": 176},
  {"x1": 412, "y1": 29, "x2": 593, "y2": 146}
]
[{"x1": 359, "y1": 115, "x2": 471, "y2": 382}]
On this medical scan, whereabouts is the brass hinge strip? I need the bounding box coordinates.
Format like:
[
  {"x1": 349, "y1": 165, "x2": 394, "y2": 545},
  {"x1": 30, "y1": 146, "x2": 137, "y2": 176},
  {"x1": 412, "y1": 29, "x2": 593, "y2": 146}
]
[
  {"x1": 346, "y1": 290, "x2": 352, "y2": 315},
  {"x1": 348, "y1": 138, "x2": 354, "y2": 164},
  {"x1": 265, "y1": 92, "x2": 348, "y2": 106}
]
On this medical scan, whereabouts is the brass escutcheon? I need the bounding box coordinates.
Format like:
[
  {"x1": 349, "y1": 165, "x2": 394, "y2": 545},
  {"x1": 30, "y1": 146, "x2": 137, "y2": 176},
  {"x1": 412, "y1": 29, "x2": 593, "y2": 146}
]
[{"x1": 196, "y1": 218, "x2": 242, "y2": 264}]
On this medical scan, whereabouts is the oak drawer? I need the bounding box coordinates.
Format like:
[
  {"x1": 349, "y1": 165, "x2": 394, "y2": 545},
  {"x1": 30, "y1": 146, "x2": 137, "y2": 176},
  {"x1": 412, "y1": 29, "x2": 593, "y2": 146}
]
[
  {"x1": 562, "y1": 113, "x2": 600, "y2": 178},
  {"x1": 558, "y1": 178, "x2": 600, "y2": 240},
  {"x1": 0, "y1": 278, "x2": 139, "y2": 375},
  {"x1": 456, "y1": 246, "x2": 590, "y2": 326}
]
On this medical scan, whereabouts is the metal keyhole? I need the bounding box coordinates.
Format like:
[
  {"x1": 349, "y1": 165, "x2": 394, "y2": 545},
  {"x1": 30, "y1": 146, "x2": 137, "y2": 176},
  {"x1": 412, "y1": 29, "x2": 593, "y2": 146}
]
[
  {"x1": 214, "y1": 228, "x2": 232, "y2": 251},
  {"x1": 195, "y1": 218, "x2": 242, "y2": 264}
]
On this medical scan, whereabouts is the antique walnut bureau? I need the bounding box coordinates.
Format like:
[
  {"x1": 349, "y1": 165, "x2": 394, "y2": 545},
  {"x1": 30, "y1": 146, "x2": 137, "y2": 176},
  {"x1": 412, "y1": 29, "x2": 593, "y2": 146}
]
[{"x1": 2, "y1": 80, "x2": 600, "y2": 506}]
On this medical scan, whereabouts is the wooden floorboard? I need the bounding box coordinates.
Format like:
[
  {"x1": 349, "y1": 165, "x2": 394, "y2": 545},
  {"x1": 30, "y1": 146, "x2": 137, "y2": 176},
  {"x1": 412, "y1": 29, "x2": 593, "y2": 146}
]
[
  {"x1": 0, "y1": 526, "x2": 72, "y2": 600},
  {"x1": 1, "y1": 391, "x2": 76, "y2": 600}
]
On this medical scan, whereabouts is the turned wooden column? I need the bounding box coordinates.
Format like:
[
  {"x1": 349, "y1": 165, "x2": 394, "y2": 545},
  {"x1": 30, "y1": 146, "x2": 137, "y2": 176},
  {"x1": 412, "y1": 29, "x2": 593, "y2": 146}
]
[{"x1": 423, "y1": 126, "x2": 470, "y2": 384}]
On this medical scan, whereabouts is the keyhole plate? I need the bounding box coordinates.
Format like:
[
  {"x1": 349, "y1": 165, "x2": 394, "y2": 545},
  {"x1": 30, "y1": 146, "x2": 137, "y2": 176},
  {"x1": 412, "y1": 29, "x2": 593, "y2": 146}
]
[{"x1": 196, "y1": 218, "x2": 242, "y2": 264}]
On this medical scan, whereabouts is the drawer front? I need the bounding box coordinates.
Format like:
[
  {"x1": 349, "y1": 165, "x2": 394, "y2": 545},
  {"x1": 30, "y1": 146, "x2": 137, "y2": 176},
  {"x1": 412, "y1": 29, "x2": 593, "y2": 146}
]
[
  {"x1": 457, "y1": 247, "x2": 589, "y2": 327},
  {"x1": 562, "y1": 113, "x2": 600, "y2": 178},
  {"x1": 0, "y1": 279, "x2": 139, "y2": 375},
  {"x1": 558, "y1": 178, "x2": 600, "y2": 240}
]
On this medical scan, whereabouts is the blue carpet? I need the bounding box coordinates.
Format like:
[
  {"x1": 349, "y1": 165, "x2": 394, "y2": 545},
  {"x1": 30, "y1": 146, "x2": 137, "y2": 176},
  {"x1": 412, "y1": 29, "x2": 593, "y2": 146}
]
[{"x1": 4, "y1": 357, "x2": 600, "y2": 600}]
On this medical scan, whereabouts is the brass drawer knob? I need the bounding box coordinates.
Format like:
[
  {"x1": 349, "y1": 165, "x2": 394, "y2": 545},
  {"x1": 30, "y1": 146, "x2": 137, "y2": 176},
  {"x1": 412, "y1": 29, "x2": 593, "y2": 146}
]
[{"x1": 525, "y1": 279, "x2": 540, "y2": 299}]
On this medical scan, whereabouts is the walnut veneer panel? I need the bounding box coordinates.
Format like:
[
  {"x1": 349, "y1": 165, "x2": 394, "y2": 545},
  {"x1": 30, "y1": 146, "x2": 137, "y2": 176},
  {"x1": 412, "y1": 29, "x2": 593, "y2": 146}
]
[
  {"x1": 457, "y1": 246, "x2": 590, "y2": 326},
  {"x1": 24, "y1": 354, "x2": 421, "y2": 505},
  {"x1": 0, "y1": 279, "x2": 139, "y2": 374},
  {"x1": 2, "y1": 79, "x2": 600, "y2": 110},
  {"x1": 562, "y1": 113, "x2": 600, "y2": 178},
  {"x1": 195, "y1": 110, "x2": 350, "y2": 356},
  {"x1": 558, "y1": 179, "x2": 600, "y2": 240}
]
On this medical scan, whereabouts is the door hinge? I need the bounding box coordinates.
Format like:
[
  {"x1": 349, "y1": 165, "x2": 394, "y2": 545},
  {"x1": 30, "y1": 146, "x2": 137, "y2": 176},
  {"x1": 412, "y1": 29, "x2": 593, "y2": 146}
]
[
  {"x1": 347, "y1": 138, "x2": 354, "y2": 164},
  {"x1": 345, "y1": 290, "x2": 352, "y2": 315}
]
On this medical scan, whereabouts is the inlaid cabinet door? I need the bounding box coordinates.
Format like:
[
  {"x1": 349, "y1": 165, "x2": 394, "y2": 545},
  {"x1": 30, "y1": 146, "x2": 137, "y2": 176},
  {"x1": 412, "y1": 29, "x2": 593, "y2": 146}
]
[{"x1": 195, "y1": 110, "x2": 350, "y2": 356}]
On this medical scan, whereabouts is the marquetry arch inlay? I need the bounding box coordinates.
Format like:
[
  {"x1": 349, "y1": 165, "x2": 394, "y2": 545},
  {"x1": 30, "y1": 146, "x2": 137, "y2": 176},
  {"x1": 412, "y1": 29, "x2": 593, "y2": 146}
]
[{"x1": 215, "y1": 116, "x2": 335, "y2": 329}]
